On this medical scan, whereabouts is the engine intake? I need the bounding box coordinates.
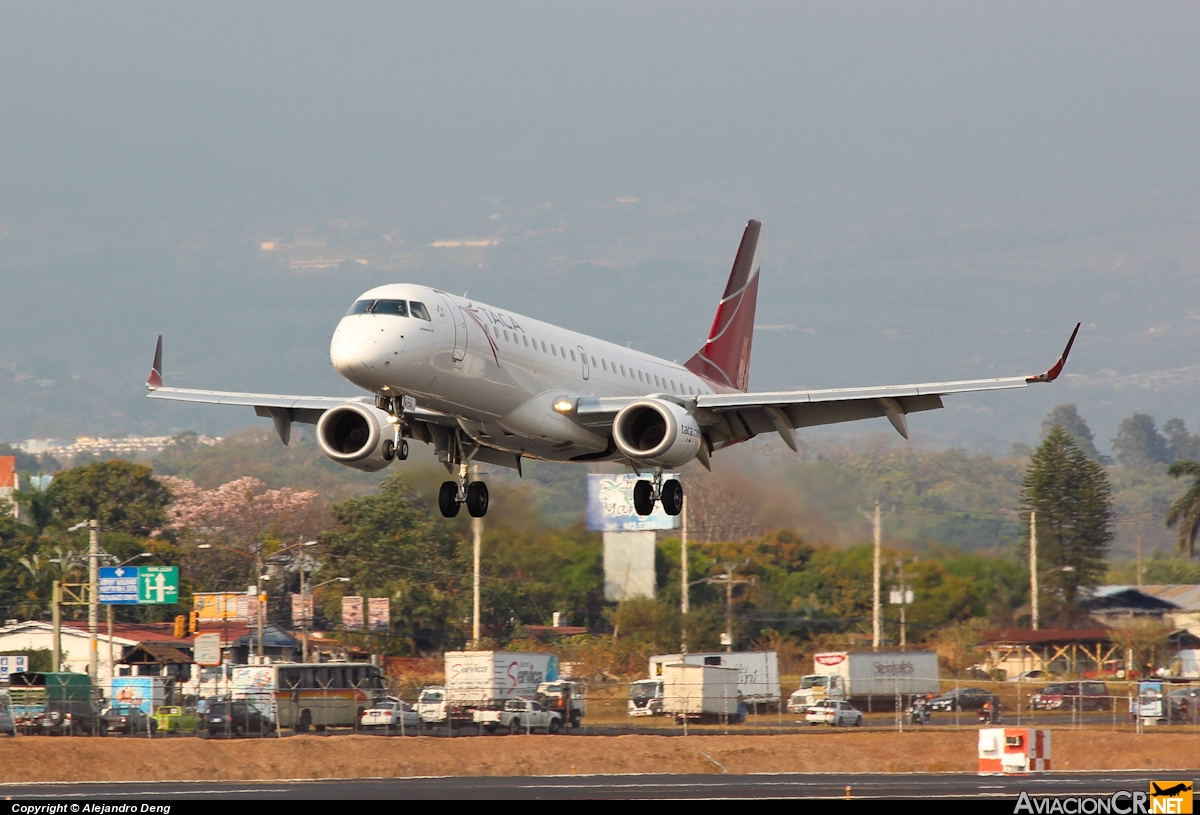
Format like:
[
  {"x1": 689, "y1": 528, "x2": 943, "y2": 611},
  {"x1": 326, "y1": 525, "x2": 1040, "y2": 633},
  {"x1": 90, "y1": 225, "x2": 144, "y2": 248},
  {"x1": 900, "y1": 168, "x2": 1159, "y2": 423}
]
[
  {"x1": 316, "y1": 403, "x2": 397, "y2": 472},
  {"x1": 612, "y1": 399, "x2": 702, "y2": 468}
]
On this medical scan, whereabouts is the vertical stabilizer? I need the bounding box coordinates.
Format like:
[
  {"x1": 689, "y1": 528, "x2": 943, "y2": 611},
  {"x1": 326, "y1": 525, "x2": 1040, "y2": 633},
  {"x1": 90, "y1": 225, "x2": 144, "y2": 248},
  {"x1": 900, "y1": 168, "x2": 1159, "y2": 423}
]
[{"x1": 684, "y1": 220, "x2": 761, "y2": 392}]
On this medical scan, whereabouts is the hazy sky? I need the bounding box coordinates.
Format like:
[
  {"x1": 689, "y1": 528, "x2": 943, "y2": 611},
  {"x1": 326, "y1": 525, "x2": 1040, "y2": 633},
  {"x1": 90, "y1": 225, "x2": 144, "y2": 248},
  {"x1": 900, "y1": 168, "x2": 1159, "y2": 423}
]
[{"x1": 2, "y1": 2, "x2": 1199, "y2": 450}]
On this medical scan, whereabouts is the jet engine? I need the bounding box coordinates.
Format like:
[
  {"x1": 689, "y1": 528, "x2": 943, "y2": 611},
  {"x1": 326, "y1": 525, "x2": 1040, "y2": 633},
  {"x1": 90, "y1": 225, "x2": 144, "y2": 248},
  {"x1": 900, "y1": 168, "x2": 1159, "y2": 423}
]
[
  {"x1": 611, "y1": 399, "x2": 702, "y2": 468},
  {"x1": 316, "y1": 403, "x2": 397, "y2": 472}
]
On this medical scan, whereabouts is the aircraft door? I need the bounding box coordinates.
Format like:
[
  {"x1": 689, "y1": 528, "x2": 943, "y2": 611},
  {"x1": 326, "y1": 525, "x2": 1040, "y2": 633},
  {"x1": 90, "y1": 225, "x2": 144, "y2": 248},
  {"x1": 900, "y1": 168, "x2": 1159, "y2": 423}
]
[
  {"x1": 436, "y1": 293, "x2": 468, "y2": 362},
  {"x1": 578, "y1": 346, "x2": 589, "y2": 380}
]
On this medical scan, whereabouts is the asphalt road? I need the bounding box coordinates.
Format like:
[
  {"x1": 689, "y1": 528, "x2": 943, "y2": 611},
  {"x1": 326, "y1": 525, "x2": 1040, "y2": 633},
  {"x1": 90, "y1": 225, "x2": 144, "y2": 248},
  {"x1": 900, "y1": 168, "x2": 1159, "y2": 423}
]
[{"x1": 0, "y1": 772, "x2": 1174, "y2": 800}]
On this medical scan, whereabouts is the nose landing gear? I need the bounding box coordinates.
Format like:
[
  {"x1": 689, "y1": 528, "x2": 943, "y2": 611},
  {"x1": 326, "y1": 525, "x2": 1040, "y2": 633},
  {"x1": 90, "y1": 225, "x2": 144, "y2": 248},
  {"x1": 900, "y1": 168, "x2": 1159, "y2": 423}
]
[{"x1": 632, "y1": 469, "x2": 683, "y2": 517}]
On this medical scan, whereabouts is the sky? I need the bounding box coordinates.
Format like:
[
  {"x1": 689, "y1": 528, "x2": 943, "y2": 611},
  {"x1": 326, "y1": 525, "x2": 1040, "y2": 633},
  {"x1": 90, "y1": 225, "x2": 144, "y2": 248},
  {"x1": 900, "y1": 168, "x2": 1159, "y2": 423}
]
[{"x1": 2, "y1": 2, "x2": 1200, "y2": 453}]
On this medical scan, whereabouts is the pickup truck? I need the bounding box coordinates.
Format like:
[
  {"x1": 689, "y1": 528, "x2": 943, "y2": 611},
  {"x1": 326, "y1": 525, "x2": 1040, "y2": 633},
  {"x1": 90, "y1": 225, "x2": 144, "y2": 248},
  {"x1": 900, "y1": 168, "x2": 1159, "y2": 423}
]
[{"x1": 473, "y1": 698, "x2": 563, "y2": 734}]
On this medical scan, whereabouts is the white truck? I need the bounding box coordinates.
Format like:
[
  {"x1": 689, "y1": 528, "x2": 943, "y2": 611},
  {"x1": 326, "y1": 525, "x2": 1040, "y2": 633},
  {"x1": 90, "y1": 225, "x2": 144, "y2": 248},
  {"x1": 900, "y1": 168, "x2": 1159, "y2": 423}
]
[
  {"x1": 415, "y1": 685, "x2": 447, "y2": 724},
  {"x1": 787, "y1": 650, "x2": 940, "y2": 712},
  {"x1": 473, "y1": 698, "x2": 563, "y2": 734},
  {"x1": 661, "y1": 663, "x2": 742, "y2": 723},
  {"x1": 444, "y1": 650, "x2": 558, "y2": 725},
  {"x1": 638, "y1": 651, "x2": 780, "y2": 714}
]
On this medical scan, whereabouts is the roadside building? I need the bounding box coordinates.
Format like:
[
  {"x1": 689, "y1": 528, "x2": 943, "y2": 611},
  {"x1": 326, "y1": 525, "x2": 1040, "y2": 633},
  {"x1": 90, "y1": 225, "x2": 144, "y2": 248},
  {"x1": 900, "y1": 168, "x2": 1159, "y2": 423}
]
[{"x1": 982, "y1": 628, "x2": 1118, "y2": 678}]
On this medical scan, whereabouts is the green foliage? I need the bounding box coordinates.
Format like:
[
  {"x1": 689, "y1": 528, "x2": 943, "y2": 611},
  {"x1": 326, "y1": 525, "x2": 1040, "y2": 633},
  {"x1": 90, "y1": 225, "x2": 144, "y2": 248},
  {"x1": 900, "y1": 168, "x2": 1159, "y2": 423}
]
[
  {"x1": 44, "y1": 460, "x2": 170, "y2": 535},
  {"x1": 0, "y1": 516, "x2": 42, "y2": 621},
  {"x1": 1166, "y1": 460, "x2": 1200, "y2": 558},
  {"x1": 1021, "y1": 426, "x2": 1114, "y2": 622},
  {"x1": 317, "y1": 475, "x2": 467, "y2": 654},
  {"x1": 1112, "y1": 413, "x2": 1170, "y2": 469},
  {"x1": 1042, "y1": 404, "x2": 1104, "y2": 462},
  {"x1": 1143, "y1": 553, "x2": 1200, "y2": 583}
]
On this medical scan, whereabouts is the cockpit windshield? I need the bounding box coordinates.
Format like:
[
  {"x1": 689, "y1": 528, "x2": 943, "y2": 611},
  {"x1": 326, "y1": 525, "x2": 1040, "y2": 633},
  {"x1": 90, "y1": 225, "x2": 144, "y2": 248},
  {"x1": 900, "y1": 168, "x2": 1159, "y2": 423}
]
[{"x1": 345, "y1": 299, "x2": 411, "y2": 317}]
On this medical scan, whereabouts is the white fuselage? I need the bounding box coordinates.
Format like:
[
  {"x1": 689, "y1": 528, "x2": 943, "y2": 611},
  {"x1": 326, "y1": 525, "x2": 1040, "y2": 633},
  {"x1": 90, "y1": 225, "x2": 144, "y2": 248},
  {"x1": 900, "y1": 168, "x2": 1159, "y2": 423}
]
[{"x1": 329, "y1": 284, "x2": 719, "y2": 461}]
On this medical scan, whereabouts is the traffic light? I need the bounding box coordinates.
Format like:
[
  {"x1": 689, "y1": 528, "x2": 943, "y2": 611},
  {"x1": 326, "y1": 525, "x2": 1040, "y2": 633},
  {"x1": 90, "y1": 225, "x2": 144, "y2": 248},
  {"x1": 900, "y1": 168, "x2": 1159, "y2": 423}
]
[
  {"x1": 188, "y1": 610, "x2": 199, "y2": 635},
  {"x1": 173, "y1": 614, "x2": 185, "y2": 639}
]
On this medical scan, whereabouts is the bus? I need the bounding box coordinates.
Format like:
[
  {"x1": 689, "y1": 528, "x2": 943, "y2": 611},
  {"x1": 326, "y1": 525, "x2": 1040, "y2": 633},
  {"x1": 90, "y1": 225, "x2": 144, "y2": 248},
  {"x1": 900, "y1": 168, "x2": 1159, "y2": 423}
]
[{"x1": 231, "y1": 663, "x2": 385, "y2": 732}]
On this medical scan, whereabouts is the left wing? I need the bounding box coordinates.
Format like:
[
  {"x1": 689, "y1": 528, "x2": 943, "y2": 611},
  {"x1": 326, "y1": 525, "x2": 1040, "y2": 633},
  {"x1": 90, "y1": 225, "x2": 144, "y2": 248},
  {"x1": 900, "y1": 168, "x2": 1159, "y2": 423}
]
[
  {"x1": 578, "y1": 323, "x2": 1080, "y2": 453},
  {"x1": 143, "y1": 335, "x2": 460, "y2": 444}
]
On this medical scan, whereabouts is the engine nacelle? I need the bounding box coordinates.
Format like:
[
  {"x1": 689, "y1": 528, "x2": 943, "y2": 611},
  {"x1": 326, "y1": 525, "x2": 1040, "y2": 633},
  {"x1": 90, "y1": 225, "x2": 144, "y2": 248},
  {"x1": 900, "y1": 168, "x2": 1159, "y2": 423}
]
[
  {"x1": 316, "y1": 403, "x2": 397, "y2": 472},
  {"x1": 612, "y1": 399, "x2": 703, "y2": 468}
]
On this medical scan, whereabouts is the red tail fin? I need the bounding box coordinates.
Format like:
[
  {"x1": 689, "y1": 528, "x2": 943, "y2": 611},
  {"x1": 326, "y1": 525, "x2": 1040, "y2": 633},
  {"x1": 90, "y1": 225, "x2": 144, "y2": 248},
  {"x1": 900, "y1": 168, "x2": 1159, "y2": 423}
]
[{"x1": 684, "y1": 220, "x2": 761, "y2": 392}]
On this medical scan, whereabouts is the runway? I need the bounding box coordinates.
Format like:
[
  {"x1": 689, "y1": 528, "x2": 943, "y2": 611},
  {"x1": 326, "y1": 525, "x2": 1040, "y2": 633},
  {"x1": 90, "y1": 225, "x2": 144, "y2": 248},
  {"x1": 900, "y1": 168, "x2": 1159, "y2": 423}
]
[{"x1": 0, "y1": 771, "x2": 1168, "y2": 800}]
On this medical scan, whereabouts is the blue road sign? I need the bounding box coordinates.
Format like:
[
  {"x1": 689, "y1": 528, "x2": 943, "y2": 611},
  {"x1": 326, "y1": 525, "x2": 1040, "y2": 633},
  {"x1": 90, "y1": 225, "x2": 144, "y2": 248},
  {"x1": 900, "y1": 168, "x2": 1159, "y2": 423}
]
[{"x1": 98, "y1": 566, "x2": 141, "y2": 605}]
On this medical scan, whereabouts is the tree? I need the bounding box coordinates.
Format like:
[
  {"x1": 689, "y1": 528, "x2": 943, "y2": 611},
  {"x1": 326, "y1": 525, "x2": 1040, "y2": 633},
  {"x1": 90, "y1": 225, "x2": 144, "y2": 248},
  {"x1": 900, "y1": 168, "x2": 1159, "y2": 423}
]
[
  {"x1": 1042, "y1": 404, "x2": 1104, "y2": 462},
  {"x1": 1112, "y1": 413, "x2": 1169, "y2": 469},
  {"x1": 1021, "y1": 426, "x2": 1114, "y2": 622},
  {"x1": 1163, "y1": 419, "x2": 1200, "y2": 463},
  {"x1": 44, "y1": 460, "x2": 171, "y2": 534},
  {"x1": 1165, "y1": 460, "x2": 1200, "y2": 558}
]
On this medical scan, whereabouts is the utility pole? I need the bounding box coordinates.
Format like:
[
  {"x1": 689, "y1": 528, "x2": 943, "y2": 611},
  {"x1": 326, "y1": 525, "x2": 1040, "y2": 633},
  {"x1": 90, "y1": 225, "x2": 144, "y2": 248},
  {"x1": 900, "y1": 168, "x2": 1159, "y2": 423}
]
[
  {"x1": 703, "y1": 564, "x2": 755, "y2": 653},
  {"x1": 88, "y1": 520, "x2": 99, "y2": 679},
  {"x1": 52, "y1": 580, "x2": 61, "y2": 672},
  {"x1": 1136, "y1": 536, "x2": 1143, "y2": 588},
  {"x1": 862, "y1": 501, "x2": 882, "y2": 650},
  {"x1": 680, "y1": 496, "x2": 688, "y2": 655},
  {"x1": 890, "y1": 557, "x2": 917, "y2": 650},
  {"x1": 300, "y1": 560, "x2": 309, "y2": 663},
  {"x1": 1030, "y1": 511, "x2": 1039, "y2": 631},
  {"x1": 255, "y1": 547, "x2": 265, "y2": 663},
  {"x1": 472, "y1": 465, "x2": 482, "y2": 646}
]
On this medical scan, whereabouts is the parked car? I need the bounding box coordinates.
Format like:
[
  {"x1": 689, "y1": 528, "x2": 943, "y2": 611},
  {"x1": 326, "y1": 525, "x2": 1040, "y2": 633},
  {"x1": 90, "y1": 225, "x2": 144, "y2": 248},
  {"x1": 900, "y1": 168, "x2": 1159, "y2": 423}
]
[
  {"x1": 804, "y1": 699, "x2": 864, "y2": 727},
  {"x1": 415, "y1": 686, "x2": 447, "y2": 724},
  {"x1": 930, "y1": 687, "x2": 999, "y2": 712},
  {"x1": 153, "y1": 705, "x2": 200, "y2": 734},
  {"x1": 42, "y1": 700, "x2": 105, "y2": 736},
  {"x1": 101, "y1": 705, "x2": 158, "y2": 735},
  {"x1": 473, "y1": 698, "x2": 563, "y2": 734},
  {"x1": 1007, "y1": 670, "x2": 1049, "y2": 683},
  {"x1": 204, "y1": 701, "x2": 275, "y2": 738},
  {"x1": 1029, "y1": 681, "x2": 1111, "y2": 711},
  {"x1": 360, "y1": 697, "x2": 422, "y2": 732}
]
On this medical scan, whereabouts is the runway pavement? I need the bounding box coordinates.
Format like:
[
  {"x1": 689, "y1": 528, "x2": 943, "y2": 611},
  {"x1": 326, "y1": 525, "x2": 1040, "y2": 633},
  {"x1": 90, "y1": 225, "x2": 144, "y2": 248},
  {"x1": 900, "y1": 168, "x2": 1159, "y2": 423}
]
[{"x1": 0, "y1": 771, "x2": 1171, "y2": 800}]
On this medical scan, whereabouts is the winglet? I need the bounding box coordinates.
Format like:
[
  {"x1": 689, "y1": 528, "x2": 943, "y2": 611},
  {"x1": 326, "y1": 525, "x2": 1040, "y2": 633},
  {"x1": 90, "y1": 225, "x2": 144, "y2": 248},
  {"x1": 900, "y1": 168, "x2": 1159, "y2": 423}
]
[
  {"x1": 146, "y1": 335, "x2": 163, "y2": 390},
  {"x1": 1027, "y1": 323, "x2": 1080, "y2": 383}
]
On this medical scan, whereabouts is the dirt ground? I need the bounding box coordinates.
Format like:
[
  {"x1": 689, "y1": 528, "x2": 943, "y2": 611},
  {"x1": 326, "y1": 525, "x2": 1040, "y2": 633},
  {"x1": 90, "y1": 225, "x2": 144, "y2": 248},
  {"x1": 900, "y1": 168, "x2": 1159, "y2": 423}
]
[{"x1": 1, "y1": 731, "x2": 1200, "y2": 783}]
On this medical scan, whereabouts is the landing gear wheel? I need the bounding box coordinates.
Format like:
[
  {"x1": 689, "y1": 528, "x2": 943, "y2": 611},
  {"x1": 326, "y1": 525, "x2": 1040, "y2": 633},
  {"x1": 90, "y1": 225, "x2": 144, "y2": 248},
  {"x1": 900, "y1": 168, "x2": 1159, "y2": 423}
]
[
  {"x1": 660, "y1": 479, "x2": 683, "y2": 516},
  {"x1": 438, "y1": 481, "x2": 461, "y2": 518},
  {"x1": 466, "y1": 481, "x2": 489, "y2": 517},
  {"x1": 383, "y1": 439, "x2": 396, "y2": 461},
  {"x1": 397, "y1": 439, "x2": 409, "y2": 461},
  {"x1": 633, "y1": 479, "x2": 655, "y2": 516}
]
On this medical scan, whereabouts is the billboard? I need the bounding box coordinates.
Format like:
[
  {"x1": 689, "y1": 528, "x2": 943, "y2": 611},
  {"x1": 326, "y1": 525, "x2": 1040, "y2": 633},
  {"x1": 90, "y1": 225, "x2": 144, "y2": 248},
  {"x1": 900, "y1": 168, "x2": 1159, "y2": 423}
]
[
  {"x1": 193, "y1": 633, "x2": 222, "y2": 667},
  {"x1": 368, "y1": 597, "x2": 390, "y2": 633},
  {"x1": 194, "y1": 592, "x2": 245, "y2": 621},
  {"x1": 342, "y1": 596, "x2": 364, "y2": 631},
  {"x1": 0, "y1": 655, "x2": 27, "y2": 679},
  {"x1": 291, "y1": 593, "x2": 313, "y2": 628},
  {"x1": 586, "y1": 474, "x2": 679, "y2": 532}
]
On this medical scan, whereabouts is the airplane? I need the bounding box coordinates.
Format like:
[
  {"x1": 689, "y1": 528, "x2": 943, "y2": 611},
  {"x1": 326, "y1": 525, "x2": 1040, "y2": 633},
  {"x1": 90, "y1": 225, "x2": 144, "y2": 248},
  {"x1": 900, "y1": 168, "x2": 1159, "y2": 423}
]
[
  {"x1": 1151, "y1": 783, "x2": 1192, "y2": 797},
  {"x1": 146, "y1": 220, "x2": 1079, "y2": 519}
]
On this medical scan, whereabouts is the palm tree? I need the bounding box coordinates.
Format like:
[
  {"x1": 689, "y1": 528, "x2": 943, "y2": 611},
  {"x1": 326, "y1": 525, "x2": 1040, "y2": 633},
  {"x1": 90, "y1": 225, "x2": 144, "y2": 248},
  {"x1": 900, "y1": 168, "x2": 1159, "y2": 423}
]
[{"x1": 1165, "y1": 460, "x2": 1200, "y2": 558}]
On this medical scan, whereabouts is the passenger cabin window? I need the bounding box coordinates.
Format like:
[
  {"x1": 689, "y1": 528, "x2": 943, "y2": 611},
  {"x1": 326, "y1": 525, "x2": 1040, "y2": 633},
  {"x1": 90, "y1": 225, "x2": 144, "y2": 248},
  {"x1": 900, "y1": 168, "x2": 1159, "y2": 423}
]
[
  {"x1": 523, "y1": 336, "x2": 528, "y2": 347},
  {"x1": 654, "y1": 375, "x2": 661, "y2": 387},
  {"x1": 620, "y1": 365, "x2": 626, "y2": 376},
  {"x1": 541, "y1": 341, "x2": 547, "y2": 353},
  {"x1": 591, "y1": 356, "x2": 597, "y2": 367},
  {"x1": 570, "y1": 350, "x2": 576, "y2": 361},
  {"x1": 602, "y1": 360, "x2": 608, "y2": 371},
  {"x1": 409, "y1": 301, "x2": 431, "y2": 321},
  {"x1": 551, "y1": 345, "x2": 557, "y2": 357}
]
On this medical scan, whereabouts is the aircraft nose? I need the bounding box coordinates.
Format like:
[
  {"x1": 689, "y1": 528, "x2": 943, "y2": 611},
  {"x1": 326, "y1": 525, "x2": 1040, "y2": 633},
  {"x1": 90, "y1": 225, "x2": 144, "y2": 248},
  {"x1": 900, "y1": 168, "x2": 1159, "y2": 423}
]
[{"x1": 330, "y1": 320, "x2": 373, "y2": 379}]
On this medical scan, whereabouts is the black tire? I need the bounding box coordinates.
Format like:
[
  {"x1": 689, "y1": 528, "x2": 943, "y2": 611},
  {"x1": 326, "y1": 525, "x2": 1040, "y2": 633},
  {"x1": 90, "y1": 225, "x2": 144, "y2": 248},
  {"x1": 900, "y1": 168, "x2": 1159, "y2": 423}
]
[
  {"x1": 397, "y1": 439, "x2": 409, "y2": 461},
  {"x1": 633, "y1": 480, "x2": 654, "y2": 516},
  {"x1": 466, "y1": 481, "x2": 489, "y2": 517},
  {"x1": 507, "y1": 718, "x2": 519, "y2": 735},
  {"x1": 383, "y1": 439, "x2": 396, "y2": 461},
  {"x1": 296, "y1": 709, "x2": 312, "y2": 733},
  {"x1": 233, "y1": 724, "x2": 244, "y2": 738},
  {"x1": 660, "y1": 479, "x2": 683, "y2": 516},
  {"x1": 483, "y1": 724, "x2": 496, "y2": 734},
  {"x1": 438, "y1": 481, "x2": 461, "y2": 518},
  {"x1": 548, "y1": 718, "x2": 561, "y2": 734},
  {"x1": 570, "y1": 712, "x2": 581, "y2": 729}
]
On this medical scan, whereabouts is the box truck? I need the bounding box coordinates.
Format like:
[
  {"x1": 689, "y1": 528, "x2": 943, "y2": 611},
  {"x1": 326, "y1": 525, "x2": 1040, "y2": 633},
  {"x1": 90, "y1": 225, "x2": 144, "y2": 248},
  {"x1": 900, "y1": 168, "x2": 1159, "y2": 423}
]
[
  {"x1": 646, "y1": 651, "x2": 780, "y2": 710},
  {"x1": 444, "y1": 651, "x2": 558, "y2": 724},
  {"x1": 787, "y1": 651, "x2": 939, "y2": 711},
  {"x1": 109, "y1": 676, "x2": 168, "y2": 715},
  {"x1": 661, "y1": 663, "x2": 742, "y2": 723}
]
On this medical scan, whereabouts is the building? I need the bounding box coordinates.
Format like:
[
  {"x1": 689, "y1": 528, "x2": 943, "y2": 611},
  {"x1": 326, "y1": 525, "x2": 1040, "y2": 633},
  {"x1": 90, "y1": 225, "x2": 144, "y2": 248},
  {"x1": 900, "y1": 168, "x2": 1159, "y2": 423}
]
[
  {"x1": 981, "y1": 628, "x2": 1118, "y2": 677},
  {"x1": 1138, "y1": 585, "x2": 1200, "y2": 636},
  {"x1": 0, "y1": 456, "x2": 17, "y2": 519},
  {"x1": 1085, "y1": 586, "x2": 1183, "y2": 629}
]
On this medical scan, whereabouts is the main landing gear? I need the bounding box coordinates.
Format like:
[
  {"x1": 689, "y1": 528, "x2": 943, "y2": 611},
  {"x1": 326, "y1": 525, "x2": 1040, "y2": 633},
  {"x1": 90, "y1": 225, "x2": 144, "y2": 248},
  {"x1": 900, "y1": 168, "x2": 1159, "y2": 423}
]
[
  {"x1": 439, "y1": 462, "x2": 489, "y2": 518},
  {"x1": 632, "y1": 469, "x2": 683, "y2": 517}
]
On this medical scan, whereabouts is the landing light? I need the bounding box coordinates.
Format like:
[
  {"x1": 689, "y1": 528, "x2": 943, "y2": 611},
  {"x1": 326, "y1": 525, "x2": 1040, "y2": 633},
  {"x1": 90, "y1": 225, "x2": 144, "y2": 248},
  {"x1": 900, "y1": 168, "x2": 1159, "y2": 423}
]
[{"x1": 553, "y1": 397, "x2": 574, "y2": 414}]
